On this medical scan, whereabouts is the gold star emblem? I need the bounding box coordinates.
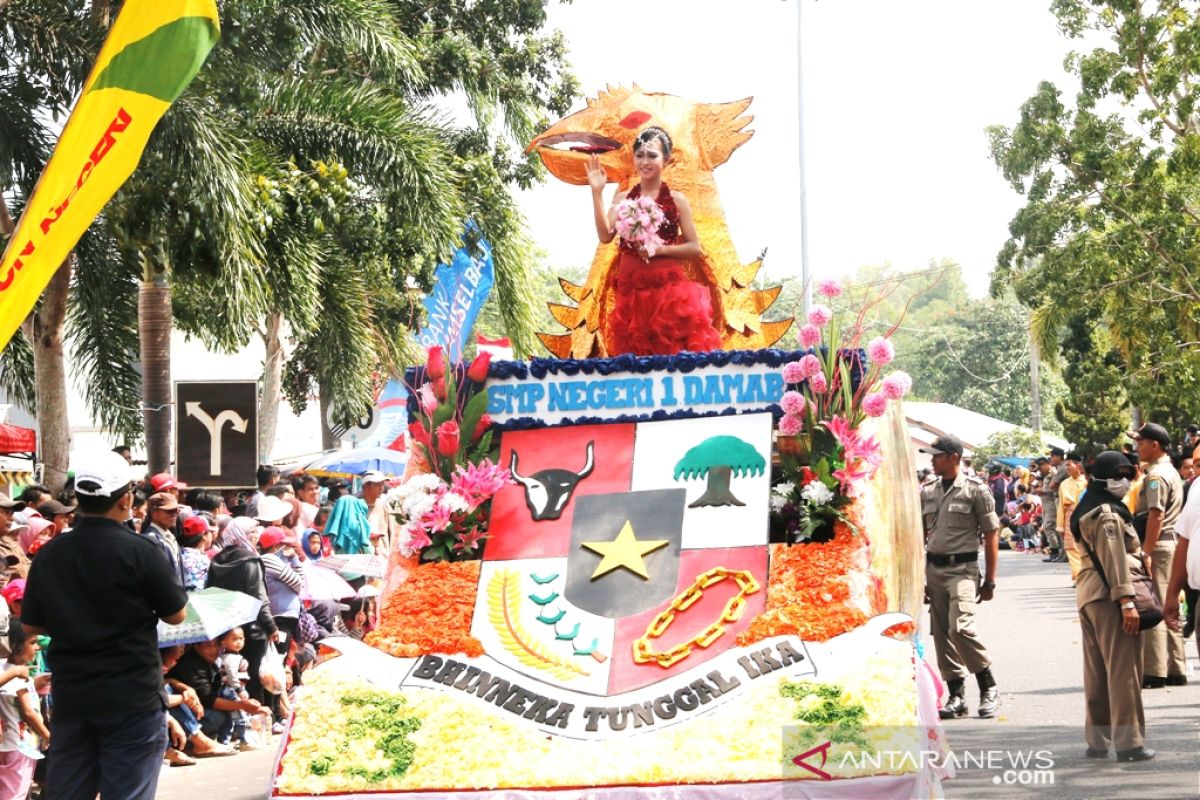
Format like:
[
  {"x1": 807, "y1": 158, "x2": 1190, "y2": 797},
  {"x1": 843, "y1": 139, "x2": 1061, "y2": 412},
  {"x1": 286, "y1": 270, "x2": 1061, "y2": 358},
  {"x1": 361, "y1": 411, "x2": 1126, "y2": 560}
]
[{"x1": 581, "y1": 520, "x2": 669, "y2": 580}]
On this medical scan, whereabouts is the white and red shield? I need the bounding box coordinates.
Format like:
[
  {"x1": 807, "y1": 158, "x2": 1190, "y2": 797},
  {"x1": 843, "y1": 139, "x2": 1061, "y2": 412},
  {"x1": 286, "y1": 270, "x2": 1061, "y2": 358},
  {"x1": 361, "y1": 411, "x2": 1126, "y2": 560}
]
[{"x1": 471, "y1": 413, "x2": 773, "y2": 695}]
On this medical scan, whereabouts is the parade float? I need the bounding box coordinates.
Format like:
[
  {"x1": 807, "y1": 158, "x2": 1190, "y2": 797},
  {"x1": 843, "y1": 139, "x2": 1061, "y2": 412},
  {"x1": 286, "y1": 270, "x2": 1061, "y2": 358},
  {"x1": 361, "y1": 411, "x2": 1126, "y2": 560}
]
[{"x1": 271, "y1": 88, "x2": 944, "y2": 800}]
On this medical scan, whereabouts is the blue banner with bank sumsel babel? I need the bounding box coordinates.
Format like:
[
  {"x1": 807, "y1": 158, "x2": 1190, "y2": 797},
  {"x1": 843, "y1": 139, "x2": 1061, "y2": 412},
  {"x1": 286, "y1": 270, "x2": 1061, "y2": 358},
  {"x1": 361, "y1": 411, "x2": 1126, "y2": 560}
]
[{"x1": 363, "y1": 225, "x2": 495, "y2": 449}]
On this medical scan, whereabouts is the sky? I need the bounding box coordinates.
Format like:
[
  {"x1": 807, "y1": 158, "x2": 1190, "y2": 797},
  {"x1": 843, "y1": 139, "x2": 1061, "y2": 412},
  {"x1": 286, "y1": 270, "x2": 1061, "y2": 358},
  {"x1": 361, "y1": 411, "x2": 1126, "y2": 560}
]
[{"x1": 516, "y1": 0, "x2": 1080, "y2": 297}]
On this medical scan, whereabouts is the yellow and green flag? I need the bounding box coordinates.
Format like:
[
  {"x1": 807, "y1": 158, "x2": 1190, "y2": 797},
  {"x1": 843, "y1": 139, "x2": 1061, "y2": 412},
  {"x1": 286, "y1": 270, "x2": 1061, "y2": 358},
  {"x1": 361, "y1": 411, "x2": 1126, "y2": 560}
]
[{"x1": 0, "y1": 0, "x2": 220, "y2": 351}]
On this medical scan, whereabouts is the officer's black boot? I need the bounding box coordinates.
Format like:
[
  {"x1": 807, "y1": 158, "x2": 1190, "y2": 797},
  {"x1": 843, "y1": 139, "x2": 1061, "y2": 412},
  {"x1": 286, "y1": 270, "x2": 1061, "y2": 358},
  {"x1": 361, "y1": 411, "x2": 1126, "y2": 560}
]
[
  {"x1": 976, "y1": 668, "x2": 998, "y2": 718},
  {"x1": 1042, "y1": 548, "x2": 1058, "y2": 562},
  {"x1": 939, "y1": 680, "x2": 968, "y2": 719}
]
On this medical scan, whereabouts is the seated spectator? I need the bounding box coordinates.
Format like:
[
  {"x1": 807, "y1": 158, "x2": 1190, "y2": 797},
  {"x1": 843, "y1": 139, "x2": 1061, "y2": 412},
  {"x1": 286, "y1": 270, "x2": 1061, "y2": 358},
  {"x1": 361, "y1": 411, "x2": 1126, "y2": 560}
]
[
  {"x1": 159, "y1": 645, "x2": 234, "y2": 764},
  {"x1": 166, "y1": 638, "x2": 262, "y2": 745},
  {"x1": 179, "y1": 516, "x2": 214, "y2": 592},
  {"x1": 0, "y1": 629, "x2": 50, "y2": 800},
  {"x1": 341, "y1": 598, "x2": 371, "y2": 641}
]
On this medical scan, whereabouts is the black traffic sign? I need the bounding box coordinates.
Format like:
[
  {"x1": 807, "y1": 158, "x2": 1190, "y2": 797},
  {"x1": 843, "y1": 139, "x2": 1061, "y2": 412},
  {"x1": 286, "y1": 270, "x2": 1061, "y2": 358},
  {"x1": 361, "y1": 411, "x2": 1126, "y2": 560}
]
[{"x1": 175, "y1": 381, "x2": 258, "y2": 488}]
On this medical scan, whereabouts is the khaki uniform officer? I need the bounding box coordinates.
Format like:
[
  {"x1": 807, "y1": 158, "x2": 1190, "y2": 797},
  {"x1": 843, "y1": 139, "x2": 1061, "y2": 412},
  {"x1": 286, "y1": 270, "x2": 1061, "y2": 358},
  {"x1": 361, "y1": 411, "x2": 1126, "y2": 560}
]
[
  {"x1": 1075, "y1": 451, "x2": 1154, "y2": 762},
  {"x1": 1129, "y1": 422, "x2": 1186, "y2": 687},
  {"x1": 920, "y1": 434, "x2": 1001, "y2": 719}
]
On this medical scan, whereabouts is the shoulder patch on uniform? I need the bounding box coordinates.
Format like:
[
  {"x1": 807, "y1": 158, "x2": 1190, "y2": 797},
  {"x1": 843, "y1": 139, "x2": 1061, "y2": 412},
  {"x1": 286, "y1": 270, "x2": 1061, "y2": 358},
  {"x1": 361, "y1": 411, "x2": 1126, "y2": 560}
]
[{"x1": 1148, "y1": 479, "x2": 1161, "y2": 490}]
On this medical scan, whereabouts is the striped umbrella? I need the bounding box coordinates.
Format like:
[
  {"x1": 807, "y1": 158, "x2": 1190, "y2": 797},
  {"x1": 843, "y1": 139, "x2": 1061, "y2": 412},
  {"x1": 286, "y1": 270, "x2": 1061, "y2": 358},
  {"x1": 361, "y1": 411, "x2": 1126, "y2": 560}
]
[{"x1": 158, "y1": 587, "x2": 262, "y2": 646}]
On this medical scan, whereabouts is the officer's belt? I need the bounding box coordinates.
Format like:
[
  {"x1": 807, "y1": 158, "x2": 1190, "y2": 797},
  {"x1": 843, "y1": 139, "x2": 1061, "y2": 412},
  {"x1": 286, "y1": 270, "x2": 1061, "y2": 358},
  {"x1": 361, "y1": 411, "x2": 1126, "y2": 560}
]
[{"x1": 926, "y1": 551, "x2": 978, "y2": 566}]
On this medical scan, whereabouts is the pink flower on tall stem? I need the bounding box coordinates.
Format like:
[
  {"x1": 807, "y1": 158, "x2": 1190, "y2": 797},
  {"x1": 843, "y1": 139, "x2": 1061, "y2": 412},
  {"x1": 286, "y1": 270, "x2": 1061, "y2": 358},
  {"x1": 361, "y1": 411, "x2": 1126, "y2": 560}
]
[
  {"x1": 862, "y1": 392, "x2": 889, "y2": 417},
  {"x1": 881, "y1": 371, "x2": 912, "y2": 400},
  {"x1": 780, "y1": 390, "x2": 807, "y2": 415},
  {"x1": 798, "y1": 323, "x2": 822, "y2": 348},
  {"x1": 867, "y1": 336, "x2": 895, "y2": 366},
  {"x1": 817, "y1": 279, "x2": 844, "y2": 299},
  {"x1": 807, "y1": 304, "x2": 833, "y2": 327},
  {"x1": 809, "y1": 371, "x2": 829, "y2": 394},
  {"x1": 798, "y1": 353, "x2": 823, "y2": 378},
  {"x1": 778, "y1": 413, "x2": 803, "y2": 437},
  {"x1": 782, "y1": 361, "x2": 806, "y2": 384}
]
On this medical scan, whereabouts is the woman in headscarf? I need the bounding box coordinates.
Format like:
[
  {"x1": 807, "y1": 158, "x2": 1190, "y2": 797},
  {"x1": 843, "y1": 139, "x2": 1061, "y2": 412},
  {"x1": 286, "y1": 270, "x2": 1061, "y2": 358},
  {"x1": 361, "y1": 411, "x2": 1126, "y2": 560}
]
[
  {"x1": 205, "y1": 517, "x2": 277, "y2": 703},
  {"x1": 1071, "y1": 451, "x2": 1154, "y2": 762}
]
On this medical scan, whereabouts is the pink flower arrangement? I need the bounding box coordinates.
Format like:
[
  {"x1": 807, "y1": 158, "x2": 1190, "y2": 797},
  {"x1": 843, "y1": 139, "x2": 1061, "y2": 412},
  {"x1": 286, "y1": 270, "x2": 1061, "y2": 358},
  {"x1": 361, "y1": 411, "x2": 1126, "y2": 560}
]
[
  {"x1": 881, "y1": 371, "x2": 912, "y2": 400},
  {"x1": 451, "y1": 460, "x2": 511, "y2": 508},
  {"x1": 867, "y1": 336, "x2": 895, "y2": 366},
  {"x1": 613, "y1": 195, "x2": 666, "y2": 259},
  {"x1": 772, "y1": 289, "x2": 913, "y2": 535},
  {"x1": 817, "y1": 279, "x2": 844, "y2": 299},
  {"x1": 798, "y1": 323, "x2": 822, "y2": 348},
  {"x1": 390, "y1": 458, "x2": 512, "y2": 562},
  {"x1": 807, "y1": 304, "x2": 833, "y2": 327}
]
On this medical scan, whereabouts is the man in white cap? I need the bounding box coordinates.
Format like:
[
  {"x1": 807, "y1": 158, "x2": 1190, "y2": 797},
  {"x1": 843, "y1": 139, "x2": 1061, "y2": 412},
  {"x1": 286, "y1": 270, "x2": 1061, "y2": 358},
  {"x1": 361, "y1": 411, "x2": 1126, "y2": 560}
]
[
  {"x1": 21, "y1": 450, "x2": 188, "y2": 800},
  {"x1": 361, "y1": 470, "x2": 389, "y2": 554}
]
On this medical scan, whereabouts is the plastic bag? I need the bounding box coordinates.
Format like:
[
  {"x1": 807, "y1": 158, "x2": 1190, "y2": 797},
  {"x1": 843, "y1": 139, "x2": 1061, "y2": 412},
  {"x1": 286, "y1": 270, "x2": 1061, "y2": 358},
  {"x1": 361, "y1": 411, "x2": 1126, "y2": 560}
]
[{"x1": 260, "y1": 645, "x2": 286, "y2": 695}]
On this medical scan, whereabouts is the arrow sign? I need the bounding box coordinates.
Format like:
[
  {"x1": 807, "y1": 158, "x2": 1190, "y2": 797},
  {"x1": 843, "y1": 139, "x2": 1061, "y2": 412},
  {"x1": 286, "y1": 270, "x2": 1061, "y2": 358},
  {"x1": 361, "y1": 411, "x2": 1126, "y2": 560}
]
[
  {"x1": 186, "y1": 402, "x2": 249, "y2": 476},
  {"x1": 175, "y1": 381, "x2": 257, "y2": 488}
]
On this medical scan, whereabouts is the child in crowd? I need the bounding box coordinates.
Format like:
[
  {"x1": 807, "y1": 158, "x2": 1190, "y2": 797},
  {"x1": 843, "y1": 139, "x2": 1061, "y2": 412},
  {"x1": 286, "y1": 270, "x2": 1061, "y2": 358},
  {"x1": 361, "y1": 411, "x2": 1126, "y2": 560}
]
[
  {"x1": 0, "y1": 630, "x2": 50, "y2": 800},
  {"x1": 216, "y1": 627, "x2": 260, "y2": 748}
]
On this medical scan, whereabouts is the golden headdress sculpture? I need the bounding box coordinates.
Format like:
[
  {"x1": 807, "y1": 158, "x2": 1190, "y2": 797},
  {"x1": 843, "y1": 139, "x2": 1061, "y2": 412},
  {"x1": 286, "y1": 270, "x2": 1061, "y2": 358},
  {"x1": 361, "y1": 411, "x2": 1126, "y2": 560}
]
[{"x1": 527, "y1": 85, "x2": 792, "y2": 358}]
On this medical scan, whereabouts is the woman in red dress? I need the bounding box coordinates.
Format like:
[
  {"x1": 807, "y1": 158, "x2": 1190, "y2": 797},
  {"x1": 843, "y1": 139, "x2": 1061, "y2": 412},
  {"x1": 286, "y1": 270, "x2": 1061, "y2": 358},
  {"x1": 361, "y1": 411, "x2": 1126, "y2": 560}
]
[{"x1": 587, "y1": 127, "x2": 722, "y2": 356}]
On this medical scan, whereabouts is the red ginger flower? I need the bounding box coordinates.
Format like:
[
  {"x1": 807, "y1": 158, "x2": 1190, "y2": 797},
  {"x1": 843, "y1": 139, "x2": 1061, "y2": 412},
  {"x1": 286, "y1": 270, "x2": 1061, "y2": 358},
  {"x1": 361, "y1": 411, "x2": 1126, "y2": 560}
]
[
  {"x1": 426, "y1": 345, "x2": 446, "y2": 380},
  {"x1": 436, "y1": 421, "x2": 460, "y2": 457},
  {"x1": 472, "y1": 413, "x2": 492, "y2": 443},
  {"x1": 466, "y1": 351, "x2": 492, "y2": 383}
]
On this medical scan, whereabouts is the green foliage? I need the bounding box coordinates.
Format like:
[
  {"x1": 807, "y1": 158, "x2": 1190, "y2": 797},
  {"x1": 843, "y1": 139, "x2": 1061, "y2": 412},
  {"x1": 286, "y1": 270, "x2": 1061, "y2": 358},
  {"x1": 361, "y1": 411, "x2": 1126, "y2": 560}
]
[
  {"x1": 1, "y1": 0, "x2": 579, "y2": 439},
  {"x1": 1053, "y1": 312, "x2": 1130, "y2": 455},
  {"x1": 990, "y1": 0, "x2": 1200, "y2": 425},
  {"x1": 971, "y1": 429, "x2": 1049, "y2": 467},
  {"x1": 780, "y1": 680, "x2": 868, "y2": 747},
  {"x1": 308, "y1": 690, "x2": 422, "y2": 782}
]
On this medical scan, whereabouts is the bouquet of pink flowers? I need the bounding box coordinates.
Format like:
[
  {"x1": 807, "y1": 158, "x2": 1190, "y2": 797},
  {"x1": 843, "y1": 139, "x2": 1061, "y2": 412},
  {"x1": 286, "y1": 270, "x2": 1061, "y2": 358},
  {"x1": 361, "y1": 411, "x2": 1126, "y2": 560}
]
[
  {"x1": 613, "y1": 195, "x2": 666, "y2": 259},
  {"x1": 771, "y1": 278, "x2": 913, "y2": 543}
]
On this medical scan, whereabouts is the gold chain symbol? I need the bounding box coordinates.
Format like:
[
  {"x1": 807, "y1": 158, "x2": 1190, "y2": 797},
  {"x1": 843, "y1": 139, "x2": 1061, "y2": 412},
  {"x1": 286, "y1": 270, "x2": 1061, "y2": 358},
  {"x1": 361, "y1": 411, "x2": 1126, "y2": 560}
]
[{"x1": 633, "y1": 567, "x2": 761, "y2": 669}]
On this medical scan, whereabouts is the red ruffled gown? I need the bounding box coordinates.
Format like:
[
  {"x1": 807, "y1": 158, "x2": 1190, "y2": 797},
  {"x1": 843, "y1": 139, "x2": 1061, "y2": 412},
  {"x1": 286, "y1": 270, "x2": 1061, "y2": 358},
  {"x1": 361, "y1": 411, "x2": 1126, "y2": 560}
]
[{"x1": 608, "y1": 184, "x2": 723, "y2": 356}]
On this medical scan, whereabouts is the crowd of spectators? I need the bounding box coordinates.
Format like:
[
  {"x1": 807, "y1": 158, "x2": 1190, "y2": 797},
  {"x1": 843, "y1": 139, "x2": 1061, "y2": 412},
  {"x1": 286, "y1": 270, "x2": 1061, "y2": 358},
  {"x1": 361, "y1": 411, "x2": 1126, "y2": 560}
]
[{"x1": 0, "y1": 453, "x2": 389, "y2": 798}]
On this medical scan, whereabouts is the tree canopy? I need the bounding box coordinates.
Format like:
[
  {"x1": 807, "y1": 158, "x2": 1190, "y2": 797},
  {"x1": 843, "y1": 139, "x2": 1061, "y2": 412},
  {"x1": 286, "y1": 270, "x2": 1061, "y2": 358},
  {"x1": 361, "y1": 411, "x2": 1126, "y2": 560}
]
[{"x1": 989, "y1": 0, "x2": 1200, "y2": 433}]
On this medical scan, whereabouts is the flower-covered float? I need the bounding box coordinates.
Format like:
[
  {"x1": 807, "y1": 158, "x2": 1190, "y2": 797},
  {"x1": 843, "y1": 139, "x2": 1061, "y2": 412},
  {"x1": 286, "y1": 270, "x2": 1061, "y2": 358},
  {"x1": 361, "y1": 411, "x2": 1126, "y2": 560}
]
[{"x1": 272, "y1": 281, "x2": 947, "y2": 800}]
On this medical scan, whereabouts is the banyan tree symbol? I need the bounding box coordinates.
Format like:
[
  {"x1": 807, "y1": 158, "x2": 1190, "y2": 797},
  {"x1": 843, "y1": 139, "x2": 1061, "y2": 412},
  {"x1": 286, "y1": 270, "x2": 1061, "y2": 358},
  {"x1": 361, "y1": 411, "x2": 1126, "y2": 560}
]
[{"x1": 673, "y1": 435, "x2": 766, "y2": 508}]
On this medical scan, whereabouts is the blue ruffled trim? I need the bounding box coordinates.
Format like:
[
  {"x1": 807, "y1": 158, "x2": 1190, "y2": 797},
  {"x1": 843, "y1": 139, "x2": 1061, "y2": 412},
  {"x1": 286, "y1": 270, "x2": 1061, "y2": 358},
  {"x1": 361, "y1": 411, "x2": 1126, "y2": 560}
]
[{"x1": 421, "y1": 347, "x2": 865, "y2": 432}]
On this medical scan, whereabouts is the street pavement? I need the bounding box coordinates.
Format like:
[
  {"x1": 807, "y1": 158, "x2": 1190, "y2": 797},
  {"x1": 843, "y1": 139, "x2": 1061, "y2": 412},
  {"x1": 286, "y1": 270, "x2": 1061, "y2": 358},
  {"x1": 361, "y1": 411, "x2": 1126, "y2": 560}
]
[{"x1": 156, "y1": 549, "x2": 1198, "y2": 799}]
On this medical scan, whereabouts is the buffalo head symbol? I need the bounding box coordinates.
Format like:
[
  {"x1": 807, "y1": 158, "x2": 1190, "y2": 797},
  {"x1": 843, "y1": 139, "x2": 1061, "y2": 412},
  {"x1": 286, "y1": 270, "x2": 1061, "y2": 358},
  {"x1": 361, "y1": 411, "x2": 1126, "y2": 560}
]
[{"x1": 510, "y1": 441, "x2": 595, "y2": 521}]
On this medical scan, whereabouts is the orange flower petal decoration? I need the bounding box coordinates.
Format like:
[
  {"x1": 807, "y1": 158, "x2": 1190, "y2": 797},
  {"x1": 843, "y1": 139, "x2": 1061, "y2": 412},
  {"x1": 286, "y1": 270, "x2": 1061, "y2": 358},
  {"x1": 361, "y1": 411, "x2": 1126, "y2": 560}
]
[{"x1": 366, "y1": 560, "x2": 484, "y2": 658}]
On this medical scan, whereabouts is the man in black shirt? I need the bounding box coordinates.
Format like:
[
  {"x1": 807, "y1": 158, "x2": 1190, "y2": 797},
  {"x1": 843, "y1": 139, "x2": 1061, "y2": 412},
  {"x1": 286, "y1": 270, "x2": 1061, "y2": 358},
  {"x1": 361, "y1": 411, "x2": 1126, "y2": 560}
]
[{"x1": 22, "y1": 450, "x2": 188, "y2": 800}]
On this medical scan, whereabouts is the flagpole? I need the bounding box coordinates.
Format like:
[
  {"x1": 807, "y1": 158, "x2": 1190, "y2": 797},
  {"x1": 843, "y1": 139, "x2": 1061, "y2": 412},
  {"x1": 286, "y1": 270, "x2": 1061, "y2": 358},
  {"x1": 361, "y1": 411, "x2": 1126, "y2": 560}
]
[{"x1": 796, "y1": 0, "x2": 812, "y2": 316}]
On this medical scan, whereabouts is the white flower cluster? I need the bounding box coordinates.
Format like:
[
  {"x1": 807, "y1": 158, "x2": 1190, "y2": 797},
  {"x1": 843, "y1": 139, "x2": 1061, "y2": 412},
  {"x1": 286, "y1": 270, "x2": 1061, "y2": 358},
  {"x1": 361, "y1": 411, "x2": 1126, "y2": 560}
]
[
  {"x1": 769, "y1": 482, "x2": 795, "y2": 512},
  {"x1": 386, "y1": 473, "x2": 444, "y2": 522},
  {"x1": 800, "y1": 480, "x2": 835, "y2": 506}
]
